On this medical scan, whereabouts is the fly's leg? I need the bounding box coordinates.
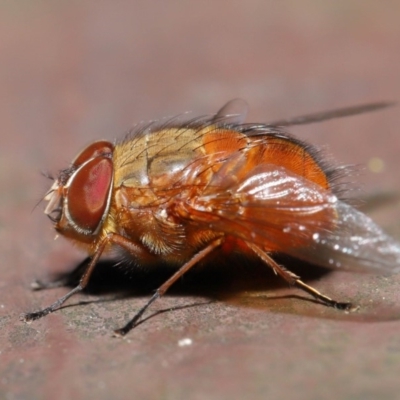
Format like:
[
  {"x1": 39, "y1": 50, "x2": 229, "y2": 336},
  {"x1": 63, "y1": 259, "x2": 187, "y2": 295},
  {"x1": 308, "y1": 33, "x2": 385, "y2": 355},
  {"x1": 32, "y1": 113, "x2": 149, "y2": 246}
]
[
  {"x1": 294, "y1": 279, "x2": 352, "y2": 310},
  {"x1": 247, "y1": 242, "x2": 352, "y2": 310},
  {"x1": 21, "y1": 233, "x2": 156, "y2": 322},
  {"x1": 113, "y1": 237, "x2": 224, "y2": 337},
  {"x1": 21, "y1": 239, "x2": 109, "y2": 322}
]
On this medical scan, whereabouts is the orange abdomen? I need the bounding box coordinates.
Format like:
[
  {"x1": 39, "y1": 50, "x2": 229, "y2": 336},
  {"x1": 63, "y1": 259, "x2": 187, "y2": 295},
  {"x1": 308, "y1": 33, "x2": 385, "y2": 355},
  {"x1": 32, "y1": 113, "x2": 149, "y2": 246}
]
[{"x1": 203, "y1": 129, "x2": 330, "y2": 190}]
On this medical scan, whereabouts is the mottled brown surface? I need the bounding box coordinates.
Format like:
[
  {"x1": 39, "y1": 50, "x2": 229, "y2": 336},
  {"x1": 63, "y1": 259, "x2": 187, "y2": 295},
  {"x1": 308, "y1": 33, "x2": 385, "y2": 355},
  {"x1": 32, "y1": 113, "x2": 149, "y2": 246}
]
[{"x1": 1, "y1": 1, "x2": 400, "y2": 399}]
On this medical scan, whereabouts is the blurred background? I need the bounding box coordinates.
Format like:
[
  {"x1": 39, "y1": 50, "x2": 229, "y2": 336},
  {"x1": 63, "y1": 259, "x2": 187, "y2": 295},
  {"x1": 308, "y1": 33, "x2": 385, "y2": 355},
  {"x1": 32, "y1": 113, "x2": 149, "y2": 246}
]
[{"x1": 1, "y1": 1, "x2": 400, "y2": 399}]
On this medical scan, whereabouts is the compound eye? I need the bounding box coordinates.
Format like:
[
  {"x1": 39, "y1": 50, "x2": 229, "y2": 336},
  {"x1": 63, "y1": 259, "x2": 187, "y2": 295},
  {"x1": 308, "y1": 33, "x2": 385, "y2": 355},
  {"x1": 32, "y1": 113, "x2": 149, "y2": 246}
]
[
  {"x1": 67, "y1": 157, "x2": 113, "y2": 234},
  {"x1": 72, "y1": 140, "x2": 114, "y2": 167}
]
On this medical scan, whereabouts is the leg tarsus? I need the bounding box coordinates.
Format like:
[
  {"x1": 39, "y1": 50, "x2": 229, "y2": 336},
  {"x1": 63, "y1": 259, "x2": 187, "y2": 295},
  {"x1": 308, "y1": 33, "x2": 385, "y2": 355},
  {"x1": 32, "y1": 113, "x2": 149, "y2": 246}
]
[
  {"x1": 246, "y1": 242, "x2": 353, "y2": 311},
  {"x1": 334, "y1": 301, "x2": 353, "y2": 311},
  {"x1": 21, "y1": 285, "x2": 84, "y2": 322},
  {"x1": 294, "y1": 278, "x2": 352, "y2": 310},
  {"x1": 113, "y1": 291, "x2": 160, "y2": 337}
]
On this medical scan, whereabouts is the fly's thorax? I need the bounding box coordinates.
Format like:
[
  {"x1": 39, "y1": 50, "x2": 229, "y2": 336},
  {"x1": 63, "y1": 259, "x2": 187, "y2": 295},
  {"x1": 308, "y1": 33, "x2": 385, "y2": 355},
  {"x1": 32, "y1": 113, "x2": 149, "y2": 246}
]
[{"x1": 112, "y1": 127, "x2": 209, "y2": 188}]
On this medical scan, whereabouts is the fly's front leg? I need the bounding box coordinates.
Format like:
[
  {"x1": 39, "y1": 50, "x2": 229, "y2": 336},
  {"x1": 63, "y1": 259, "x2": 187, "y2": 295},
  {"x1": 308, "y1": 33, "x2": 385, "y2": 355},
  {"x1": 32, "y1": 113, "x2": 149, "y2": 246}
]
[
  {"x1": 21, "y1": 238, "x2": 109, "y2": 322},
  {"x1": 21, "y1": 233, "x2": 155, "y2": 323},
  {"x1": 246, "y1": 242, "x2": 352, "y2": 310}
]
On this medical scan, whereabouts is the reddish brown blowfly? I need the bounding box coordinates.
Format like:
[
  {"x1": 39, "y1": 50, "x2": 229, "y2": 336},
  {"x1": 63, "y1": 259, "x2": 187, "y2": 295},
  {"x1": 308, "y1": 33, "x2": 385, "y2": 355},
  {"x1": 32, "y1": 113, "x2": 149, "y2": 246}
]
[{"x1": 22, "y1": 99, "x2": 400, "y2": 336}]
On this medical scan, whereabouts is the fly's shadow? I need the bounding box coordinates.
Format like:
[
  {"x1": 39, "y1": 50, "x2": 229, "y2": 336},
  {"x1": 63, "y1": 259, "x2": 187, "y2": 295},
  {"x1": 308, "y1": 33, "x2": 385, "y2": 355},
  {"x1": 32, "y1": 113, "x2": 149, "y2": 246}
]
[
  {"x1": 32, "y1": 253, "x2": 332, "y2": 299},
  {"x1": 30, "y1": 255, "x2": 400, "y2": 325}
]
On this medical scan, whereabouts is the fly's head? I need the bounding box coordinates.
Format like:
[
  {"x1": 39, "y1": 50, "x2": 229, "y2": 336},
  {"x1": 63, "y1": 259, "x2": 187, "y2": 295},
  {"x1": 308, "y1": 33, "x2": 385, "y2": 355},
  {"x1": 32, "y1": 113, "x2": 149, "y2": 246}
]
[{"x1": 44, "y1": 140, "x2": 114, "y2": 243}]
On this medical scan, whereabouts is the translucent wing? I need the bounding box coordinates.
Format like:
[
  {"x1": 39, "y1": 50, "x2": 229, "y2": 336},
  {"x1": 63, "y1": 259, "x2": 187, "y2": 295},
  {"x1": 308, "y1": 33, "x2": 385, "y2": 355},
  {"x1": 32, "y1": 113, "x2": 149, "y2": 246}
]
[
  {"x1": 182, "y1": 160, "x2": 400, "y2": 274},
  {"x1": 292, "y1": 200, "x2": 400, "y2": 272},
  {"x1": 213, "y1": 99, "x2": 249, "y2": 124},
  {"x1": 266, "y1": 102, "x2": 395, "y2": 127},
  {"x1": 213, "y1": 100, "x2": 394, "y2": 127}
]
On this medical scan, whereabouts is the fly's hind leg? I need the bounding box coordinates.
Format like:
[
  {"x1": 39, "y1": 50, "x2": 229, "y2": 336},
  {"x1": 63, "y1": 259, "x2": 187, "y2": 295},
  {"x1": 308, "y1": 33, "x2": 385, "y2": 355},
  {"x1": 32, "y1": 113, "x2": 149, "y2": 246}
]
[
  {"x1": 246, "y1": 242, "x2": 352, "y2": 311},
  {"x1": 293, "y1": 280, "x2": 352, "y2": 310}
]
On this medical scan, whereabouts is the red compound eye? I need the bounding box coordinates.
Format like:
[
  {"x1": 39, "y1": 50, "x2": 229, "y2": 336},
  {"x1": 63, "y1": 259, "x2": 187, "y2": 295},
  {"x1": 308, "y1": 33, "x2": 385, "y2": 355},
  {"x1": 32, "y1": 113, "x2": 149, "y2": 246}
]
[
  {"x1": 67, "y1": 156, "x2": 113, "y2": 234},
  {"x1": 72, "y1": 140, "x2": 114, "y2": 167}
]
